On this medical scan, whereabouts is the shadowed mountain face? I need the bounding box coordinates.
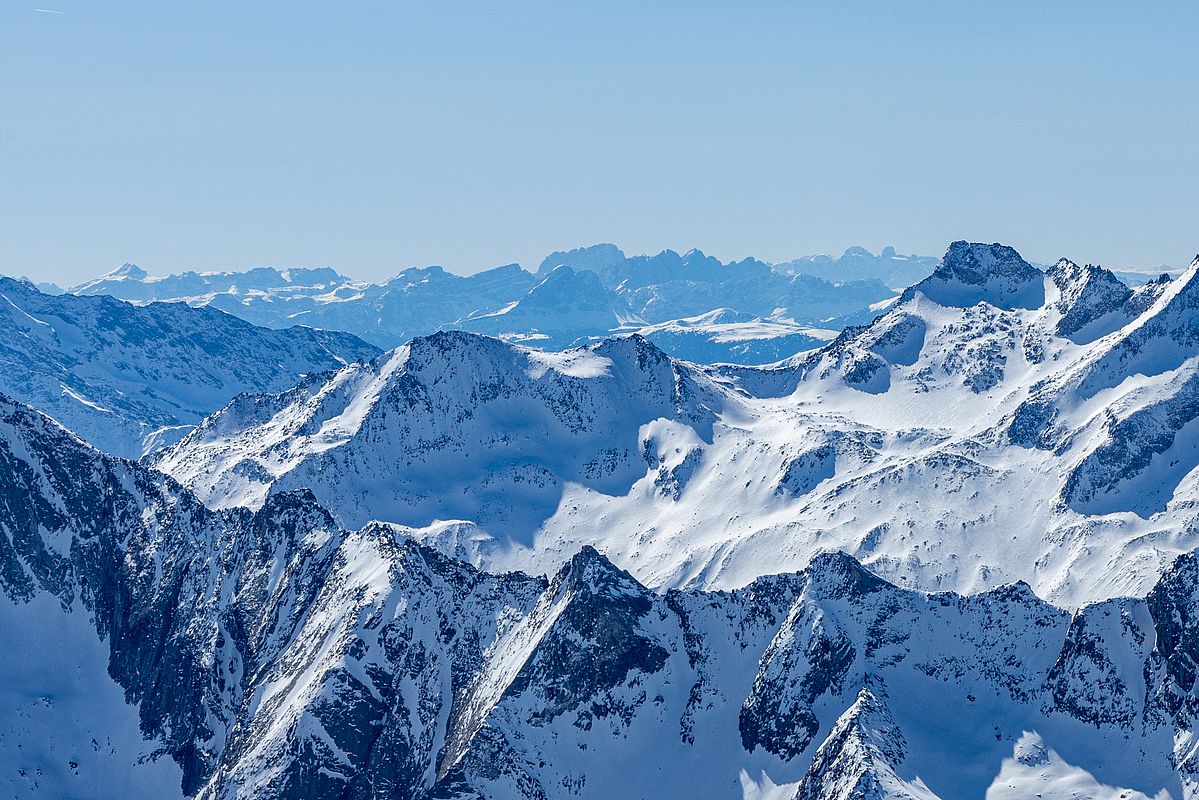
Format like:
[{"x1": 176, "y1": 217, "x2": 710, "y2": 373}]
[{"x1": 2, "y1": 394, "x2": 1197, "y2": 799}]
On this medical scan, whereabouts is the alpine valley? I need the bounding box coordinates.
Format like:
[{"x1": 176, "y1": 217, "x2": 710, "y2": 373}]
[{"x1": 7, "y1": 241, "x2": 1199, "y2": 800}]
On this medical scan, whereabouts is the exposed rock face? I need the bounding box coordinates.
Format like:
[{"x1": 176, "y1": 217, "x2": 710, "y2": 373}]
[
  {"x1": 1047, "y1": 258, "x2": 1133, "y2": 342},
  {"x1": 792, "y1": 687, "x2": 938, "y2": 800},
  {"x1": 899, "y1": 241, "x2": 1045, "y2": 310}
]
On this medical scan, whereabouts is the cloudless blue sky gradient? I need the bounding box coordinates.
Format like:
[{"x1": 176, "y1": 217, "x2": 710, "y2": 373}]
[{"x1": 2, "y1": 1, "x2": 1196, "y2": 284}]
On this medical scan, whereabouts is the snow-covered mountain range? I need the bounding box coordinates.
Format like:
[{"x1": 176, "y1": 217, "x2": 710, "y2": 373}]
[
  {"x1": 0, "y1": 276, "x2": 378, "y2": 458},
  {"x1": 773, "y1": 245, "x2": 941, "y2": 290},
  {"x1": 66, "y1": 246, "x2": 897, "y2": 363},
  {"x1": 8, "y1": 238, "x2": 1199, "y2": 799},
  {"x1": 152, "y1": 242, "x2": 1199, "y2": 609},
  {"x1": 4, "y1": 392, "x2": 1199, "y2": 800}
]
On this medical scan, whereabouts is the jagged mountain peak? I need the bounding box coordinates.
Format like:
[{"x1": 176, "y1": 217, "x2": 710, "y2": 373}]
[
  {"x1": 156, "y1": 330, "x2": 728, "y2": 539},
  {"x1": 458, "y1": 265, "x2": 637, "y2": 348},
  {"x1": 803, "y1": 550, "x2": 890, "y2": 600},
  {"x1": 1045, "y1": 258, "x2": 1132, "y2": 340},
  {"x1": 64, "y1": 243, "x2": 897, "y2": 361},
  {"x1": 536, "y1": 242, "x2": 626, "y2": 275},
  {"x1": 556, "y1": 544, "x2": 650, "y2": 600},
  {"x1": 403, "y1": 328, "x2": 519, "y2": 369},
  {"x1": 383, "y1": 264, "x2": 452, "y2": 286},
  {"x1": 590, "y1": 330, "x2": 671, "y2": 365},
  {"x1": 249, "y1": 487, "x2": 338, "y2": 530},
  {"x1": 940, "y1": 240, "x2": 1035, "y2": 276},
  {"x1": 527, "y1": 263, "x2": 608, "y2": 297},
  {"x1": 1163, "y1": 253, "x2": 1199, "y2": 305},
  {"x1": 109, "y1": 262, "x2": 148, "y2": 280},
  {"x1": 397, "y1": 329, "x2": 674, "y2": 384},
  {"x1": 792, "y1": 685, "x2": 935, "y2": 800},
  {"x1": 900, "y1": 241, "x2": 1045, "y2": 310}
]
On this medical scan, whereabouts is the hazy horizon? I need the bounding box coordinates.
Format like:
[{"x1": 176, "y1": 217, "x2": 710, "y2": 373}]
[
  {"x1": 4, "y1": 1, "x2": 1196, "y2": 285},
  {"x1": 24, "y1": 238, "x2": 1191, "y2": 289}
]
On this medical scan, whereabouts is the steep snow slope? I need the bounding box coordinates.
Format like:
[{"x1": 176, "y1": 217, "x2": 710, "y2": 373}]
[
  {"x1": 6, "y1": 397, "x2": 1199, "y2": 800},
  {"x1": 0, "y1": 276, "x2": 378, "y2": 457},
  {"x1": 0, "y1": 592, "x2": 185, "y2": 799},
  {"x1": 158, "y1": 242, "x2": 1199, "y2": 608}
]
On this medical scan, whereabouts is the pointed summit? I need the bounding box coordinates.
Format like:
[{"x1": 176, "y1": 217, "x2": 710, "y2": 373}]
[
  {"x1": 109, "y1": 262, "x2": 148, "y2": 280},
  {"x1": 1046, "y1": 259, "x2": 1132, "y2": 341},
  {"x1": 557, "y1": 544, "x2": 650, "y2": 600},
  {"x1": 902, "y1": 241, "x2": 1045, "y2": 310},
  {"x1": 804, "y1": 550, "x2": 889, "y2": 600}
]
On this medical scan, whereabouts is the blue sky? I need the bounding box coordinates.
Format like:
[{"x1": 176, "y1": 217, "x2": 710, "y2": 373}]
[{"x1": 2, "y1": 1, "x2": 1196, "y2": 284}]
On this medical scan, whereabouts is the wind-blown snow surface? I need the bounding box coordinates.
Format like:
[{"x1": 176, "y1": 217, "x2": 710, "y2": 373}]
[
  {"x1": 5, "y1": 393, "x2": 1199, "y2": 799},
  {"x1": 157, "y1": 242, "x2": 1199, "y2": 608},
  {"x1": 0, "y1": 276, "x2": 378, "y2": 458}
]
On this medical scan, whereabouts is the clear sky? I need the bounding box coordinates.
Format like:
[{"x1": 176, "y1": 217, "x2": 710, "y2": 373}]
[{"x1": 2, "y1": 1, "x2": 1196, "y2": 285}]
